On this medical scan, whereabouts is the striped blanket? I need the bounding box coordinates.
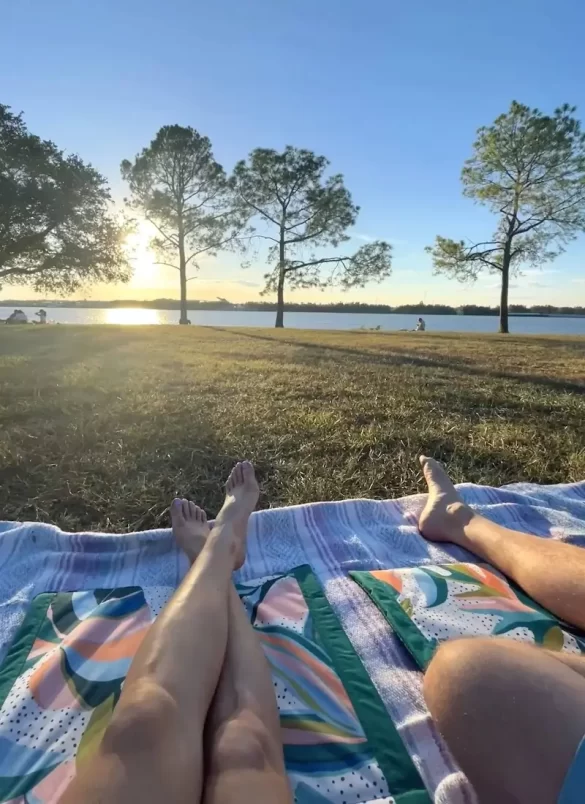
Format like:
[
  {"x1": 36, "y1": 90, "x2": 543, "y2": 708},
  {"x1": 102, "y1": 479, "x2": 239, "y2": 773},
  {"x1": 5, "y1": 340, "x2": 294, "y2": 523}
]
[{"x1": 1, "y1": 479, "x2": 584, "y2": 803}]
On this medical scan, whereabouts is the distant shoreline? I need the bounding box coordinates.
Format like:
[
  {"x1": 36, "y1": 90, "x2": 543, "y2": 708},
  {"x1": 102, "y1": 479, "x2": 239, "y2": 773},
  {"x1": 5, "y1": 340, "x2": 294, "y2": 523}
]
[{"x1": 2, "y1": 300, "x2": 584, "y2": 318}]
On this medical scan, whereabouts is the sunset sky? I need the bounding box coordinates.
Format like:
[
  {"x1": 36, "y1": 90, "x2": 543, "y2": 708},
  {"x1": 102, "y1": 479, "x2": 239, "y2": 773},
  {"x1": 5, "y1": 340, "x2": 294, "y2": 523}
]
[{"x1": 2, "y1": 0, "x2": 584, "y2": 306}]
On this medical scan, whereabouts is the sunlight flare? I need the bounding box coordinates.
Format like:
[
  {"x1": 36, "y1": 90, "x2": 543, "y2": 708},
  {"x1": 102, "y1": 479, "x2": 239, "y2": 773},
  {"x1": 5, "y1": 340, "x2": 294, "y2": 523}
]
[
  {"x1": 105, "y1": 307, "x2": 161, "y2": 325},
  {"x1": 124, "y1": 220, "x2": 159, "y2": 286}
]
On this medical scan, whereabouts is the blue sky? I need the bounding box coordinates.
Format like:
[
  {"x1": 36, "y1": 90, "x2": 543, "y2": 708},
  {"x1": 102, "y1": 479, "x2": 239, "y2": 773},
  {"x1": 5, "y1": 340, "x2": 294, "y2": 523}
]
[{"x1": 3, "y1": 0, "x2": 584, "y2": 305}]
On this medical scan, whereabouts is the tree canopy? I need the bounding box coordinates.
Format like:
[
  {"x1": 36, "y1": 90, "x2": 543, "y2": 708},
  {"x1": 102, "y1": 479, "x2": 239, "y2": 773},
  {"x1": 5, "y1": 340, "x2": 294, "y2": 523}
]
[
  {"x1": 121, "y1": 125, "x2": 245, "y2": 324},
  {"x1": 426, "y1": 101, "x2": 585, "y2": 332},
  {"x1": 0, "y1": 104, "x2": 130, "y2": 293},
  {"x1": 232, "y1": 146, "x2": 392, "y2": 327}
]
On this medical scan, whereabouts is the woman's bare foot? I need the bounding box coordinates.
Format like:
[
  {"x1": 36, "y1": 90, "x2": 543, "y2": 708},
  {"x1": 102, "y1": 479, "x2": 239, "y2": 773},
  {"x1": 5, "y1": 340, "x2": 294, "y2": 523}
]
[
  {"x1": 214, "y1": 461, "x2": 259, "y2": 569},
  {"x1": 170, "y1": 498, "x2": 210, "y2": 563},
  {"x1": 418, "y1": 455, "x2": 474, "y2": 546}
]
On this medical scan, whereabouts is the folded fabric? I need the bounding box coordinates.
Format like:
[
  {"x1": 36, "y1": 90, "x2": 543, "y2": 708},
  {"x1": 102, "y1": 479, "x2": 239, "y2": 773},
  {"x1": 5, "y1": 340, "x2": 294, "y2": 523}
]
[{"x1": 351, "y1": 563, "x2": 585, "y2": 670}]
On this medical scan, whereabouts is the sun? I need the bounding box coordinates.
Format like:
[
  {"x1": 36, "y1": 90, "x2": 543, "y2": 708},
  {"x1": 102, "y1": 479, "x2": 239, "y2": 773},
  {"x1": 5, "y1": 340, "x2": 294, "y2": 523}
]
[{"x1": 125, "y1": 220, "x2": 158, "y2": 286}]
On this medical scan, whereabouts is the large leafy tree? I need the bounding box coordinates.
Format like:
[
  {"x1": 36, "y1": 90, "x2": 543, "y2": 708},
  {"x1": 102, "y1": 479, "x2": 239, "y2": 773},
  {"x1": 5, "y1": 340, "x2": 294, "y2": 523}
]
[
  {"x1": 121, "y1": 126, "x2": 244, "y2": 324},
  {"x1": 232, "y1": 146, "x2": 392, "y2": 327},
  {"x1": 426, "y1": 102, "x2": 585, "y2": 333},
  {"x1": 0, "y1": 104, "x2": 130, "y2": 293}
]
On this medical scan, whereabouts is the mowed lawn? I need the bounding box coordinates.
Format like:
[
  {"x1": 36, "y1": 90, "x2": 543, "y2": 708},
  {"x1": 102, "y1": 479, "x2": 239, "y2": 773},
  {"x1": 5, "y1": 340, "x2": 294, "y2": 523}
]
[{"x1": 1, "y1": 325, "x2": 584, "y2": 532}]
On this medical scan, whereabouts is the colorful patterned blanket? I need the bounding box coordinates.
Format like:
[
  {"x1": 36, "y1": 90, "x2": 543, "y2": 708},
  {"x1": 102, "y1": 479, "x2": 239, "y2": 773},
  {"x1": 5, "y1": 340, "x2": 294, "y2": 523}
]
[{"x1": 1, "y1": 479, "x2": 584, "y2": 803}]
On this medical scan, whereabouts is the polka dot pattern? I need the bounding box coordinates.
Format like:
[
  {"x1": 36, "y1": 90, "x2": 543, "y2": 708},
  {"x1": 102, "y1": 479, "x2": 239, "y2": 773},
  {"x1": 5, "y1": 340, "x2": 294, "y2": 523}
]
[
  {"x1": 293, "y1": 767, "x2": 394, "y2": 804},
  {"x1": 143, "y1": 585, "x2": 174, "y2": 617},
  {"x1": 1, "y1": 578, "x2": 405, "y2": 804},
  {"x1": 0, "y1": 659, "x2": 91, "y2": 758},
  {"x1": 242, "y1": 575, "x2": 395, "y2": 804},
  {"x1": 368, "y1": 562, "x2": 585, "y2": 657}
]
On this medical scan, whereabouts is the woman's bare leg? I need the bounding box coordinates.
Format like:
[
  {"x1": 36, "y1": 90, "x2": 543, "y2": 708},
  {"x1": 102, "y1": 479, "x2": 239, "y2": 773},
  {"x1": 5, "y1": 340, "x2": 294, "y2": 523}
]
[
  {"x1": 202, "y1": 586, "x2": 290, "y2": 804},
  {"x1": 61, "y1": 498, "x2": 240, "y2": 804},
  {"x1": 202, "y1": 462, "x2": 291, "y2": 804}
]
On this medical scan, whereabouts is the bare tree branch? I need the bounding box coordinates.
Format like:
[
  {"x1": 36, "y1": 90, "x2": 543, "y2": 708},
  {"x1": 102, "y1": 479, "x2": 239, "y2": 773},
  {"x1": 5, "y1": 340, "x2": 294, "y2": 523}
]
[
  {"x1": 286, "y1": 255, "x2": 349, "y2": 273},
  {"x1": 153, "y1": 261, "x2": 180, "y2": 270},
  {"x1": 0, "y1": 263, "x2": 52, "y2": 279},
  {"x1": 237, "y1": 191, "x2": 281, "y2": 227},
  {"x1": 144, "y1": 215, "x2": 180, "y2": 247},
  {"x1": 285, "y1": 226, "x2": 329, "y2": 245}
]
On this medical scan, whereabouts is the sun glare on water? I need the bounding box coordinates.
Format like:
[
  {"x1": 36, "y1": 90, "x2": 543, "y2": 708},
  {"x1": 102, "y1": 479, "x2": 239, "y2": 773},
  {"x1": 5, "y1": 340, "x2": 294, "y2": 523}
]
[{"x1": 105, "y1": 308, "x2": 162, "y2": 325}]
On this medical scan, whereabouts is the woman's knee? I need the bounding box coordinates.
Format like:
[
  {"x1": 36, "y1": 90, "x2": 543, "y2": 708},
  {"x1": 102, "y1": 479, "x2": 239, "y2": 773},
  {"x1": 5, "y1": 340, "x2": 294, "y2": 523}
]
[
  {"x1": 102, "y1": 681, "x2": 181, "y2": 755},
  {"x1": 207, "y1": 714, "x2": 274, "y2": 776}
]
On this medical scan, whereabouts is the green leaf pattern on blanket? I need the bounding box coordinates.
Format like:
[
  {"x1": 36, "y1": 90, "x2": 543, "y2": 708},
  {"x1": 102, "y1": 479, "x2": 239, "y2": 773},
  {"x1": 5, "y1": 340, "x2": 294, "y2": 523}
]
[
  {"x1": 236, "y1": 574, "x2": 392, "y2": 801},
  {"x1": 0, "y1": 577, "x2": 393, "y2": 804},
  {"x1": 0, "y1": 587, "x2": 153, "y2": 802},
  {"x1": 76, "y1": 693, "x2": 116, "y2": 771},
  {"x1": 400, "y1": 598, "x2": 414, "y2": 617},
  {"x1": 378, "y1": 563, "x2": 585, "y2": 653}
]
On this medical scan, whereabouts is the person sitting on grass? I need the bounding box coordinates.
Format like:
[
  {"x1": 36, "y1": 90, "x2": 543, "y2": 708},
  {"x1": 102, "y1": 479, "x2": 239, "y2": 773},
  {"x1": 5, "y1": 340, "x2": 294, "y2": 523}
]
[
  {"x1": 418, "y1": 455, "x2": 585, "y2": 804},
  {"x1": 6, "y1": 309, "x2": 28, "y2": 324}
]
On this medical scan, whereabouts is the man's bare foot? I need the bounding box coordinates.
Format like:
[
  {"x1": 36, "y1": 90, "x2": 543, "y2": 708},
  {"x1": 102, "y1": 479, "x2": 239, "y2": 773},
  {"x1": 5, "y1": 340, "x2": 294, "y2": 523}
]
[
  {"x1": 215, "y1": 460, "x2": 259, "y2": 569},
  {"x1": 170, "y1": 498, "x2": 210, "y2": 563},
  {"x1": 418, "y1": 455, "x2": 474, "y2": 546}
]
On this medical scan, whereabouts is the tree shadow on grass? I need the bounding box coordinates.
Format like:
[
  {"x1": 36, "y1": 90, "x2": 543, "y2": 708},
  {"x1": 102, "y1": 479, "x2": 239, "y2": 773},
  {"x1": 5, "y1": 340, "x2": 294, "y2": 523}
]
[
  {"x1": 0, "y1": 327, "x2": 152, "y2": 381},
  {"x1": 0, "y1": 336, "x2": 278, "y2": 531},
  {"x1": 0, "y1": 402, "x2": 277, "y2": 532},
  {"x1": 210, "y1": 328, "x2": 585, "y2": 396}
]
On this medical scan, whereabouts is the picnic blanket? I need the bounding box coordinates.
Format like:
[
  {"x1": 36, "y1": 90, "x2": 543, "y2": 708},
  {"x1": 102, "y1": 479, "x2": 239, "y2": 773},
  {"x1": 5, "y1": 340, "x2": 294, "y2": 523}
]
[{"x1": 1, "y1": 479, "x2": 585, "y2": 803}]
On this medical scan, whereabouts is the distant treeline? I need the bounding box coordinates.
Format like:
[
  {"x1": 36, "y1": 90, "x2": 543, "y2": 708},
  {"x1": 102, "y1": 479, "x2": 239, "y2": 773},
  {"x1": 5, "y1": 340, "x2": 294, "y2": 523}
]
[{"x1": 3, "y1": 299, "x2": 585, "y2": 317}]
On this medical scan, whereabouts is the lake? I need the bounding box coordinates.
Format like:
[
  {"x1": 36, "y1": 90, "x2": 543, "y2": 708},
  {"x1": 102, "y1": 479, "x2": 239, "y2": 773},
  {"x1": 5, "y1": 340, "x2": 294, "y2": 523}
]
[{"x1": 2, "y1": 306, "x2": 585, "y2": 335}]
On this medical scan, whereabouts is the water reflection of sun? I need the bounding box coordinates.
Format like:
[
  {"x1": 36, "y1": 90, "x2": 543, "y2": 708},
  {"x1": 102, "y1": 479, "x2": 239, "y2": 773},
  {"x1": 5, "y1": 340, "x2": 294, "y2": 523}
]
[{"x1": 105, "y1": 308, "x2": 162, "y2": 325}]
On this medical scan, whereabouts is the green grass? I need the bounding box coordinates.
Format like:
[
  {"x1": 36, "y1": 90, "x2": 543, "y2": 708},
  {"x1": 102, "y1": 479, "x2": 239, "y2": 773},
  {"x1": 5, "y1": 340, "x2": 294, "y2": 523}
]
[{"x1": 1, "y1": 325, "x2": 584, "y2": 532}]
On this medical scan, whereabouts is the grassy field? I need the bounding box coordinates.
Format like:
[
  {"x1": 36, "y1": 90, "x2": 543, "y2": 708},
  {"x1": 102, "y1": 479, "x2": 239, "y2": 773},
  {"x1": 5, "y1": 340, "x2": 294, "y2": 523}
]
[{"x1": 1, "y1": 325, "x2": 584, "y2": 532}]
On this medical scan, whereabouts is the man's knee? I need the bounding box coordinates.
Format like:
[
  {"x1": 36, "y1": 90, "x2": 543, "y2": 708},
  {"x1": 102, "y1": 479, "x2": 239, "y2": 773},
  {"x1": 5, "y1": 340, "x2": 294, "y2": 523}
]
[
  {"x1": 207, "y1": 714, "x2": 274, "y2": 776},
  {"x1": 424, "y1": 638, "x2": 508, "y2": 728}
]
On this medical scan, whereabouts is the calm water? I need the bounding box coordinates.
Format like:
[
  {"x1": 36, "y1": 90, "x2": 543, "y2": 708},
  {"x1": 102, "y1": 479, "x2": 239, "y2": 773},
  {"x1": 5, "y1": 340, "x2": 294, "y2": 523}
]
[{"x1": 2, "y1": 307, "x2": 585, "y2": 335}]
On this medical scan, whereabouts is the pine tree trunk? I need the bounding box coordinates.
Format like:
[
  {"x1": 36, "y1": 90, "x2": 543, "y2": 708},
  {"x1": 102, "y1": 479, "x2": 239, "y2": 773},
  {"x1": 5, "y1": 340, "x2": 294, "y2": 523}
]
[
  {"x1": 275, "y1": 229, "x2": 285, "y2": 328},
  {"x1": 178, "y1": 222, "x2": 189, "y2": 325},
  {"x1": 499, "y1": 246, "x2": 511, "y2": 334}
]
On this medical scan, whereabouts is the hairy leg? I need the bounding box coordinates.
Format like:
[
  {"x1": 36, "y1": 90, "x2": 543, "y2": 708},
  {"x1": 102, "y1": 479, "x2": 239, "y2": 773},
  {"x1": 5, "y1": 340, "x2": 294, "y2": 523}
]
[
  {"x1": 203, "y1": 462, "x2": 291, "y2": 804},
  {"x1": 424, "y1": 638, "x2": 585, "y2": 804},
  {"x1": 418, "y1": 455, "x2": 585, "y2": 629},
  {"x1": 61, "y1": 501, "x2": 238, "y2": 804}
]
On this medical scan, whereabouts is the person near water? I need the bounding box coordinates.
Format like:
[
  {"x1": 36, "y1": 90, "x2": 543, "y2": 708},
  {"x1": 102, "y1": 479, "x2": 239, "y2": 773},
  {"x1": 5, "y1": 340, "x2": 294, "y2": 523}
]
[
  {"x1": 415, "y1": 316, "x2": 425, "y2": 331},
  {"x1": 418, "y1": 455, "x2": 585, "y2": 804},
  {"x1": 61, "y1": 455, "x2": 585, "y2": 804},
  {"x1": 6, "y1": 309, "x2": 28, "y2": 324},
  {"x1": 35, "y1": 309, "x2": 47, "y2": 323},
  {"x1": 61, "y1": 461, "x2": 291, "y2": 804}
]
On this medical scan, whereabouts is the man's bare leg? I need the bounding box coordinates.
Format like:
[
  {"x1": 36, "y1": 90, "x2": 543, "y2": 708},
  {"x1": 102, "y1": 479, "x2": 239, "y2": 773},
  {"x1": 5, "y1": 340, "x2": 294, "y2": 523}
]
[
  {"x1": 201, "y1": 461, "x2": 291, "y2": 804},
  {"x1": 419, "y1": 454, "x2": 585, "y2": 629},
  {"x1": 419, "y1": 455, "x2": 585, "y2": 803},
  {"x1": 61, "y1": 499, "x2": 239, "y2": 804},
  {"x1": 424, "y1": 638, "x2": 585, "y2": 803}
]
